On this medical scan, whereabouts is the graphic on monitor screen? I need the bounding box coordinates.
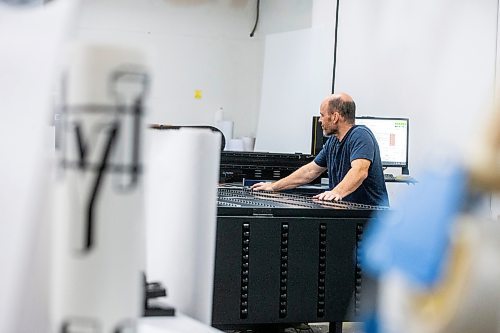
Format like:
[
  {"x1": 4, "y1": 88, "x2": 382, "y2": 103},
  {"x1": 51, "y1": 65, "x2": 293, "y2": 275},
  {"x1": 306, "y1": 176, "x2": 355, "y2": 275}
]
[{"x1": 355, "y1": 117, "x2": 409, "y2": 169}]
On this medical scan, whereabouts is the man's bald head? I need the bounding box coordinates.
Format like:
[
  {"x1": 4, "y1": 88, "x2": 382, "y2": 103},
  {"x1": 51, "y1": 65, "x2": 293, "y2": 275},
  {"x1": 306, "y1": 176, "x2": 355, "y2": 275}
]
[{"x1": 321, "y1": 93, "x2": 356, "y2": 124}]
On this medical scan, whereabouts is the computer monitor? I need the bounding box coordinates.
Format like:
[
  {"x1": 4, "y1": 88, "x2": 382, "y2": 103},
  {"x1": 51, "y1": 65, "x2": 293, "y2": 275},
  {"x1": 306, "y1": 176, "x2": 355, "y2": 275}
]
[
  {"x1": 310, "y1": 116, "x2": 325, "y2": 156},
  {"x1": 355, "y1": 116, "x2": 410, "y2": 174}
]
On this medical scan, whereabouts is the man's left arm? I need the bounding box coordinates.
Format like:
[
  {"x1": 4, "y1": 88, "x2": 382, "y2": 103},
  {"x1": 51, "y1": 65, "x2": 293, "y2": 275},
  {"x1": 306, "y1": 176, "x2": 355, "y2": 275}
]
[{"x1": 313, "y1": 159, "x2": 371, "y2": 201}]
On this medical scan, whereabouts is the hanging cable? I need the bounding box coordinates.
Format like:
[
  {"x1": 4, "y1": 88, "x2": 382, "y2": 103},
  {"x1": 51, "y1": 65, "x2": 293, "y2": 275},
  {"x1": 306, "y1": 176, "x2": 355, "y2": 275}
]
[
  {"x1": 331, "y1": 0, "x2": 341, "y2": 93},
  {"x1": 250, "y1": 0, "x2": 260, "y2": 37}
]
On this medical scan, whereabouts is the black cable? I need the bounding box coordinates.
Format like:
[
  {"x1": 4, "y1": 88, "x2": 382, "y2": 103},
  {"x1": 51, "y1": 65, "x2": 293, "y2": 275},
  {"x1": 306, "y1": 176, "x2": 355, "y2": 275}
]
[
  {"x1": 331, "y1": 0, "x2": 341, "y2": 93},
  {"x1": 250, "y1": 0, "x2": 260, "y2": 37}
]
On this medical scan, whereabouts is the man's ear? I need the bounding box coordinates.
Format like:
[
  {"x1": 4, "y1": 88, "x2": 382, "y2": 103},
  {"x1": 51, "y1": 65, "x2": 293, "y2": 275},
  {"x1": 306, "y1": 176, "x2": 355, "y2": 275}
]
[{"x1": 333, "y1": 111, "x2": 340, "y2": 123}]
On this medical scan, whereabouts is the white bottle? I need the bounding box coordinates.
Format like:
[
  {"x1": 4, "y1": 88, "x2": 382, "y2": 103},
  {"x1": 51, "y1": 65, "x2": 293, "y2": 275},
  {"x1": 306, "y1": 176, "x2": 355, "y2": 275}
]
[
  {"x1": 214, "y1": 106, "x2": 224, "y2": 124},
  {"x1": 215, "y1": 107, "x2": 233, "y2": 146}
]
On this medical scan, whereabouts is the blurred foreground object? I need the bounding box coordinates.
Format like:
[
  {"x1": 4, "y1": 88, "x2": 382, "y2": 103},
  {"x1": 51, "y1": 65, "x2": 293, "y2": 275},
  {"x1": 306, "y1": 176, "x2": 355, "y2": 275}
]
[
  {"x1": 362, "y1": 166, "x2": 468, "y2": 288},
  {"x1": 361, "y1": 108, "x2": 500, "y2": 333},
  {"x1": 1, "y1": 0, "x2": 47, "y2": 6},
  {"x1": 468, "y1": 109, "x2": 500, "y2": 191},
  {"x1": 52, "y1": 42, "x2": 149, "y2": 332},
  {"x1": 0, "y1": 1, "x2": 79, "y2": 332},
  {"x1": 379, "y1": 217, "x2": 500, "y2": 333}
]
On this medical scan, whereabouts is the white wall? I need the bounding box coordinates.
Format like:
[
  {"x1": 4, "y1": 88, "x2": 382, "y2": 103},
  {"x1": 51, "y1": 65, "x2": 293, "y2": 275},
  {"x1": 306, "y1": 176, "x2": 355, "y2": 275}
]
[
  {"x1": 259, "y1": 0, "x2": 313, "y2": 34},
  {"x1": 74, "y1": 0, "x2": 314, "y2": 140},
  {"x1": 256, "y1": 0, "x2": 498, "y2": 163},
  {"x1": 255, "y1": 0, "x2": 334, "y2": 153},
  {"x1": 254, "y1": 28, "x2": 314, "y2": 153},
  {"x1": 75, "y1": 0, "x2": 264, "y2": 139},
  {"x1": 335, "y1": 0, "x2": 498, "y2": 175}
]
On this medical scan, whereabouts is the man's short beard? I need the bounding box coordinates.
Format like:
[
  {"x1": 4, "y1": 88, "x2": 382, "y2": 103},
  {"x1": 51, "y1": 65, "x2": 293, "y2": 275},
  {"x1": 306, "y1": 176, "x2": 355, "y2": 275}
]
[{"x1": 323, "y1": 128, "x2": 337, "y2": 137}]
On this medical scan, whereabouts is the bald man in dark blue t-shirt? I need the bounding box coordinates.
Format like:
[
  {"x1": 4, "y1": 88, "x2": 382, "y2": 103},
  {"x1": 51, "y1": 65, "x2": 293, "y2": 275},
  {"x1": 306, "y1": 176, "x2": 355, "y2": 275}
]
[{"x1": 252, "y1": 93, "x2": 389, "y2": 207}]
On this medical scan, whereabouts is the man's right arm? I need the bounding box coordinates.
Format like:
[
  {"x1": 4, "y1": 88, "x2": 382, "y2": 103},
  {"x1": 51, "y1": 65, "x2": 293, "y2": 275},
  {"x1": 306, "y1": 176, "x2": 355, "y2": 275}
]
[{"x1": 251, "y1": 161, "x2": 326, "y2": 191}]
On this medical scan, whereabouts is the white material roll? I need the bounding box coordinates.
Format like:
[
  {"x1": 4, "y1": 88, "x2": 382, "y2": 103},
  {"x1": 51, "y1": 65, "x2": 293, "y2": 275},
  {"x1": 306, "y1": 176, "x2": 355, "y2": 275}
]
[
  {"x1": 242, "y1": 136, "x2": 256, "y2": 152},
  {"x1": 216, "y1": 120, "x2": 233, "y2": 145},
  {"x1": 226, "y1": 138, "x2": 245, "y2": 152},
  {"x1": 52, "y1": 42, "x2": 148, "y2": 333},
  {"x1": 145, "y1": 128, "x2": 221, "y2": 325}
]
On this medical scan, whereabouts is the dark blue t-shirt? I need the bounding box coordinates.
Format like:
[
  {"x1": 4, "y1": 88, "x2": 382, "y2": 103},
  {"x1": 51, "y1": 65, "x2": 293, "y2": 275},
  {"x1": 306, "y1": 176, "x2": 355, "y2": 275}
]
[{"x1": 314, "y1": 125, "x2": 389, "y2": 206}]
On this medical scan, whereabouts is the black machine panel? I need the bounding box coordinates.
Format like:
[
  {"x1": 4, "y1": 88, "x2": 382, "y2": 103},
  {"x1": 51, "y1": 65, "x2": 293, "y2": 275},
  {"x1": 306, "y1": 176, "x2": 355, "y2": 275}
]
[
  {"x1": 219, "y1": 151, "x2": 326, "y2": 184},
  {"x1": 212, "y1": 186, "x2": 385, "y2": 329}
]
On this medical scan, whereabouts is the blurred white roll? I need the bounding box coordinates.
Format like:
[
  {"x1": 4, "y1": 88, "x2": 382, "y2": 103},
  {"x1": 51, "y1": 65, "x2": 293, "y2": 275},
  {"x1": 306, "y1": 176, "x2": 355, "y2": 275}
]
[
  {"x1": 242, "y1": 136, "x2": 256, "y2": 152},
  {"x1": 226, "y1": 138, "x2": 245, "y2": 151},
  {"x1": 145, "y1": 128, "x2": 221, "y2": 325},
  {"x1": 0, "y1": 1, "x2": 79, "y2": 332},
  {"x1": 216, "y1": 120, "x2": 233, "y2": 145},
  {"x1": 52, "y1": 42, "x2": 149, "y2": 333}
]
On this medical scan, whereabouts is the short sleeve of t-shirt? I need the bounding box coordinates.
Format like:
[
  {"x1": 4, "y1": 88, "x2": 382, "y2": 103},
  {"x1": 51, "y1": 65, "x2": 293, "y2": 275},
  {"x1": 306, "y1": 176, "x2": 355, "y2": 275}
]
[
  {"x1": 350, "y1": 127, "x2": 375, "y2": 163},
  {"x1": 313, "y1": 139, "x2": 330, "y2": 167}
]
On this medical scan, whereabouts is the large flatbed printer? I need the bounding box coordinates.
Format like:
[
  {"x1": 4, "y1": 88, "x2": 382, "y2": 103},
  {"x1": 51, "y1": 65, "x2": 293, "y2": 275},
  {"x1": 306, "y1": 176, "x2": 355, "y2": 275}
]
[{"x1": 212, "y1": 185, "x2": 387, "y2": 332}]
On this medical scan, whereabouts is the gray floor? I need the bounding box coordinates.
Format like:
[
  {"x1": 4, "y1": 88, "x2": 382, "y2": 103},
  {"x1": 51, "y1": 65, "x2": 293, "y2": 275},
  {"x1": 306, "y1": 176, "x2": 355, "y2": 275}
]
[{"x1": 309, "y1": 322, "x2": 364, "y2": 333}]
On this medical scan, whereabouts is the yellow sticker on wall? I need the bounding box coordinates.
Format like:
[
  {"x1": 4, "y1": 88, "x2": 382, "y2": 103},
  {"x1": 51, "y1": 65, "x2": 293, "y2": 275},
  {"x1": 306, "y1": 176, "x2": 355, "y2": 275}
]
[{"x1": 194, "y1": 90, "x2": 202, "y2": 99}]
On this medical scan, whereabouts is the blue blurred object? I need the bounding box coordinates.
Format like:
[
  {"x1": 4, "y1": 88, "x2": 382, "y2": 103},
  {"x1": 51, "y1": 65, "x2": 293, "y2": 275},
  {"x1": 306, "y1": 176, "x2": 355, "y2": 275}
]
[
  {"x1": 360, "y1": 164, "x2": 468, "y2": 288},
  {"x1": 364, "y1": 313, "x2": 379, "y2": 333}
]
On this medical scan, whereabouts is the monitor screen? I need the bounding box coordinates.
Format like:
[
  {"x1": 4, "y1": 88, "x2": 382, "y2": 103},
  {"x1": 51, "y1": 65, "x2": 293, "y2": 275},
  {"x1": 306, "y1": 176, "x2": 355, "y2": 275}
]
[{"x1": 355, "y1": 117, "x2": 409, "y2": 168}]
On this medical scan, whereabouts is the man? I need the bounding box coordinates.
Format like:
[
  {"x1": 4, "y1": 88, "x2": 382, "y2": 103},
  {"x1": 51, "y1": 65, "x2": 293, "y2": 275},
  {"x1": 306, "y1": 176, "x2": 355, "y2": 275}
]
[{"x1": 251, "y1": 92, "x2": 389, "y2": 207}]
